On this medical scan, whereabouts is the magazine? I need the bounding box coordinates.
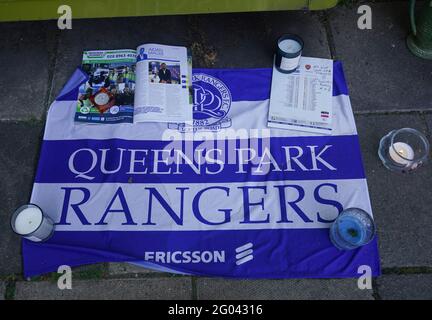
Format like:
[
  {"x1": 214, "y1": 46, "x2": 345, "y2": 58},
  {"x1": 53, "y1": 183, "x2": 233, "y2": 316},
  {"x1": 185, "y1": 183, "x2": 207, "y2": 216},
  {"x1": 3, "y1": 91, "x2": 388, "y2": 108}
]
[
  {"x1": 76, "y1": 50, "x2": 136, "y2": 123},
  {"x1": 75, "y1": 44, "x2": 192, "y2": 124}
]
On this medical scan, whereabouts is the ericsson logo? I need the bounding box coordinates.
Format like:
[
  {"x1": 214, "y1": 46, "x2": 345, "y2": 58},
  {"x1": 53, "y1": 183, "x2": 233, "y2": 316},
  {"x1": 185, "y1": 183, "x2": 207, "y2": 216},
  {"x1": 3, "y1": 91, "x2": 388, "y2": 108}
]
[
  {"x1": 144, "y1": 250, "x2": 225, "y2": 264},
  {"x1": 235, "y1": 243, "x2": 254, "y2": 266},
  {"x1": 143, "y1": 244, "x2": 254, "y2": 266}
]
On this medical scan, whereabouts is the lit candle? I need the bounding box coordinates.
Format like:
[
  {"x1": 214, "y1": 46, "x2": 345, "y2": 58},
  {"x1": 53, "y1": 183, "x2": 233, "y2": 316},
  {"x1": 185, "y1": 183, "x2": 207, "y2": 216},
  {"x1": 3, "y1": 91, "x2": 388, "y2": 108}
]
[
  {"x1": 388, "y1": 142, "x2": 414, "y2": 166},
  {"x1": 378, "y1": 128, "x2": 429, "y2": 172},
  {"x1": 11, "y1": 204, "x2": 54, "y2": 242},
  {"x1": 275, "y1": 34, "x2": 304, "y2": 73}
]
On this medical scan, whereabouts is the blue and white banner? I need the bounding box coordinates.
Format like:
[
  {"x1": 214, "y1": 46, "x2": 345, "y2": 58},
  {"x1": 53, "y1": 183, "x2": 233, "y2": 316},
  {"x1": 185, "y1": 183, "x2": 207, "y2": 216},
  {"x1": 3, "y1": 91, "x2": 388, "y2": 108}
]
[{"x1": 24, "y1": 62, "x2": 381, "y2": 278}]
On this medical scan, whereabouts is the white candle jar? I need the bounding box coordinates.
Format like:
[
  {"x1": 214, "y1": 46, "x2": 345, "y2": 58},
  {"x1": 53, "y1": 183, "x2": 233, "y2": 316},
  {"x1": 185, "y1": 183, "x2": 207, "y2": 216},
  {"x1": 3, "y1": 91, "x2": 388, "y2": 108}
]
[
  {"x1": 275, "y1": 34, "x2": 304, "y2": 74},
  {"x1": 11, "y1": 204, "x2": 54, "y2": 242},
  {"x1": 378, "y1": 128, "x2": 430, "y2": 172}
]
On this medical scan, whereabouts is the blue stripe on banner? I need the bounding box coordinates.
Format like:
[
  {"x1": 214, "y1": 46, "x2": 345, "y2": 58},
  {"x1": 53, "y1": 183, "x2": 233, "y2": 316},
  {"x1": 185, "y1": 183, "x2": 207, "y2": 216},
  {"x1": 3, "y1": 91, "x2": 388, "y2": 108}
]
[
  {"x1": 193, "y1": 68, "x2": 272, "y2": 102},
  {"x1": 34, "y1": 135, "x2": 365, "y2": 183},
  {"x1": 57, "y1": 61, "x2": 349, "y2": 102},
  {"x1": 22, "y1": 229, "x2": 380, "y2": 278},
  {"x1": 333, "y1": 61, "x2": 349, "y2": 96},
  {"x1": 56, "y1": 67, "x2": 88, "y2": 101}
]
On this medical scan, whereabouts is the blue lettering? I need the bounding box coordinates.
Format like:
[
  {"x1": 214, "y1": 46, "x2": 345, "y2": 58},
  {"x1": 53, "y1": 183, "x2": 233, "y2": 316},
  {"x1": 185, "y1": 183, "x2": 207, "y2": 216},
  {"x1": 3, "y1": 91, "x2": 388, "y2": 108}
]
[
  {"x1": 192, "y1": 187, "x2": 231, "y2": 225},
  {"x1": 238, "y1": 186, "x2": 270, "y2": 224},
  {"x1": 96, "y1": 187, "x2": 137, "y2": 225},
  {"x1": 144, "y1": 187, "x2": 188, "y2": 225},
  {"x1": 314, "y1": 183, "x2": 343, "y2": 223},
  {"x1": 57, "y1": 187, "x2": 91, "y2": 225},
  {"x1": 275, "y1": 185, "x2": 313, "y2": 223}
]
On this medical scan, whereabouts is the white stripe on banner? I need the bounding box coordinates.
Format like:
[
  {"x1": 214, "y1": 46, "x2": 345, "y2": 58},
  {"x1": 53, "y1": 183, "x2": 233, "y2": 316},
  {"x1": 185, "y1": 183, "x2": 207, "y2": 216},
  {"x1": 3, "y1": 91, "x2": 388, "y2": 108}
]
[
  {"x1": 31, "y1": 179, "x2": 372, "y2": 231},
  {"x1": 43, "y1": 96, "x2": 356, "y2": 141}
]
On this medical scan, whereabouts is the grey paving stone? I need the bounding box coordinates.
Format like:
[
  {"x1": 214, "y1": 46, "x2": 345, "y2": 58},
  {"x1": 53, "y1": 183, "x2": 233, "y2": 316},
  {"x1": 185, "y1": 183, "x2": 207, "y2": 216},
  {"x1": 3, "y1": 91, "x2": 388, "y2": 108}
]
[
  {"x1": 197, "y1": 278, "x2": 373, "y2": 300},
  {"x1": 50, "y1": 11, "x2": 329, "y2": 103},
  {"x1": 71, "y1": 263, "x2": 107, "y2": 278},
  {"x1": 0, "y1": 121, "x2": 44, "y2": 276},
  {"x1": 15, "y1": 277, "x2": 192, "y2": 300},
  {"x1": 425, "y1": 114, "x2": 432, "y2": 137},
  {"x1": 377, "y1": 274, "x2": 432, "y2": 300},
  {"x1": 26, "y1": 263, "x2": 107, "y2": 281},
  {"x1": 188, "y1": 11, "x2": 330, "y2": 68},
  {"x1": 0, "y1": 281, "x2": 5, "y2": 300},
  {"x1": 329, "y1": 2, "x2": 432, "y2": 111},
  {"x1": 355, "y1": 114, "x2": 432, "y2": 268},
  {"x1": 108, "y1": 263, "x2": 157, "y2": 275},
  {"x1": 0, "y1": 21, "x2": 58, "y2": 120}
]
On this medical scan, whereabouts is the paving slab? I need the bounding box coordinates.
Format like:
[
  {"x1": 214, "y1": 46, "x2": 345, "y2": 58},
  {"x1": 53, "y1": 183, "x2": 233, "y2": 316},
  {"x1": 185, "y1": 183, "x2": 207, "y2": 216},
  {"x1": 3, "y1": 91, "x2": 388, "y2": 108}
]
[
  {"x1": 196, "y1": 278, "x2": 373, "y2": 300},
  {"x1": 26, "y1": 262, "x2": 107, "y2": 282},
  {"x1": 188, "y1": 10, "x2": 330, "y2": 68},
  {"x1": 50, "y1": 11, "x2": 329, "y2": 103},
  {"x1": 15, "y1": 277, "x2": 192, "y2": 300},
  {"x1": 425, "y1": 114, "x2": 432, "y2": 138},
  {"x1": 70, "y1": 263, "x2": 107, "y2": 279},
  {"x1": 329, "y1": 2, "x2": 432, "y2": 111},
  {"x1": 376, "y1": 274, "x2": 432, "y2": 300},
  {"x1": 0, "y1": 21, "x2": 58, "y2": 120},
  {"x1": 355, "y1": 113, "x2": 432, "y2": 268},
  {"x1": 0, "y1": 281, "x2": 5, "y2": 300},
  {"x1": 108, "y1": 263, "x2": 157, "y2": 276},
  {"x1": 0, "y1": 121, "x2": 44, "y2": 276}
]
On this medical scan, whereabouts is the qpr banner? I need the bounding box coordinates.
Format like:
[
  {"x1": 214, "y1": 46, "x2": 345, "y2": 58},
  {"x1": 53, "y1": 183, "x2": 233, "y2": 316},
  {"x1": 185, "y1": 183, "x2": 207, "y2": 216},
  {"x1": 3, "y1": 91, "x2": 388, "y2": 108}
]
[{"x1": 24, "y1": 62, "x2": 381, "y2": 278}]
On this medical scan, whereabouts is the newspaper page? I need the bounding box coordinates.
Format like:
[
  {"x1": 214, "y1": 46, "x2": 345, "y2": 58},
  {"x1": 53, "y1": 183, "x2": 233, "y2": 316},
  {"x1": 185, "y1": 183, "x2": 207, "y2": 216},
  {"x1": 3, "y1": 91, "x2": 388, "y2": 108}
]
[
  {"x1": 267, "y1": 56, "x2": 333, "y2": 135},
  {"x1": 134, "y1": 43, "x2": 192, "y2": 123},
  {"x1": 76, "y1": 50, "x2": 136, "y2": 124}
]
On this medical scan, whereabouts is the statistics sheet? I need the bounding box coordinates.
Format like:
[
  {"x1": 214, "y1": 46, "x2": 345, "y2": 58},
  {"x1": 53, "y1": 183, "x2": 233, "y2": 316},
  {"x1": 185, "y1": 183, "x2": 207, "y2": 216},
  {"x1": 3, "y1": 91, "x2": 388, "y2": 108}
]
[{"x1": 268, "y1": 56, "x2": 333, "y2": 135}]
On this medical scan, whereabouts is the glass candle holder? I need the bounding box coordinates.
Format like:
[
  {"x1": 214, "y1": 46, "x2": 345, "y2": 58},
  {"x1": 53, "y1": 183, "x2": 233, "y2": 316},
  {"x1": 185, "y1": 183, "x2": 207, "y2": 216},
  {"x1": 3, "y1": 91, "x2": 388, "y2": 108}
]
[
  {"x1": 11, "y1": 204, "x2": 55, "y2": 242},
  {"x1": 378, "y1": 128, "x2": 430, "y2": 172},
  {"x1": 329, "y1": 208, "x2": 376, "y2": 251}
]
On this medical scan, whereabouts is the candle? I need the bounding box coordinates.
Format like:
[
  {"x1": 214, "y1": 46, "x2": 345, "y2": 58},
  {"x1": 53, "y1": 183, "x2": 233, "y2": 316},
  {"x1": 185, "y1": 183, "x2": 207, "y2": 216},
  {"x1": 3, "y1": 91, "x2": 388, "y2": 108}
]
[
  {"x1": 278, "y1": 39, "x2": 302, "y2": 54},
  {"x1": 388, "y1": 142, "x2": 414, "y2": 166},
  {"x1": 378, "y1": 128, "x2": 429, "y2": 172},
  {"x1": 275, "y1": 34, "x2": 304, "y2": 74},
  {"x1": 329, "y1": 208, "x2": 375, "y2": 251},
  {"x1": 14, "y1": 206, "x2": 42, "y2": 235},
  {"x1": 11, "y1": 204, "x2": 54, "y2": 242}
]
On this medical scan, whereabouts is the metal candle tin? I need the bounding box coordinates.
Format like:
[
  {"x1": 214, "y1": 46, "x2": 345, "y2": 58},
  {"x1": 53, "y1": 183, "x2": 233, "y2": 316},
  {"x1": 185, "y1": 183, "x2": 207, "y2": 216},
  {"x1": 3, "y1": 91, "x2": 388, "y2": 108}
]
[
  {"x1": 11, "y1": 204, "x2": 55, "y2": 242},
  {"x1": 275, "y1": 34, "x2": 304, "y2": 73}
]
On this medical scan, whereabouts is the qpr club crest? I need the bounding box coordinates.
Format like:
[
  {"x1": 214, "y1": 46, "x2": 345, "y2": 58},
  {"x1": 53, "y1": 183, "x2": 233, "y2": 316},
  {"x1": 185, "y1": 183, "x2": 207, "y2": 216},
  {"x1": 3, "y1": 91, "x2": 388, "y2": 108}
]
[{"x1": 169, "y1": 73, "x2": 232, "y2": 132}]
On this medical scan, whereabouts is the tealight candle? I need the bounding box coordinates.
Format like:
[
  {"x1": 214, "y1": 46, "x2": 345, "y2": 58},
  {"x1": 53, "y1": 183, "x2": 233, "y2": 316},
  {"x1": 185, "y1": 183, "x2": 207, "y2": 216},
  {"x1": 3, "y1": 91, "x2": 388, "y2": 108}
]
[
  {"x1": 388, "y1": 142, "x2": 414, "y2": 166},
  {"x1": 11, "y1": 204, "x2": 54, "y2": 242},
  {"x1": 275, "y1": 34, "x2": 304, "y2": 73},
  {"x1": 378, "y1": 128, "x2": 430, "y2": 172}
]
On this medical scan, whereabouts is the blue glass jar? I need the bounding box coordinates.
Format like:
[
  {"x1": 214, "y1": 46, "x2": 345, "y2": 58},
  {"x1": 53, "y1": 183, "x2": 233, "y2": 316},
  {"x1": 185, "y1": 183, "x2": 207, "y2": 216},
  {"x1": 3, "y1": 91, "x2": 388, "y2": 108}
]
[{"x1": 330, "y1": 208, "x2": 376, "y2": 250}]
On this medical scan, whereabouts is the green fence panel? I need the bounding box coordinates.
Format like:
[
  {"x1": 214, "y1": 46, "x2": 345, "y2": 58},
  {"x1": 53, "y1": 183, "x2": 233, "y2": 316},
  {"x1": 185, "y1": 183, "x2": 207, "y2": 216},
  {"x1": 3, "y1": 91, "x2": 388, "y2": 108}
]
[{"x1": 0, "y1": 0, "x2": 339, "y2": 22}]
